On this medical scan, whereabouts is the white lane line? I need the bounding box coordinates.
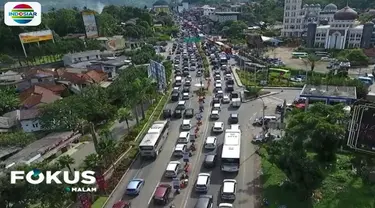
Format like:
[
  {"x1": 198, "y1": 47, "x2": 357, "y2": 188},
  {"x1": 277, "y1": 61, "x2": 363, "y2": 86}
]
[
  {"x1": 182, "y1": 102, "x2": 212, "y2": 208},
  {"x1": 147, "y1": 182, "x2": 160, "y2": 205}
]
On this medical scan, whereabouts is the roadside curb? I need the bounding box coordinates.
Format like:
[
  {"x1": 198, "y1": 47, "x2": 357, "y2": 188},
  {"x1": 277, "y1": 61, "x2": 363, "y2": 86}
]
[
  {"x1": 101, "y1": 91, "x2": 171, "y2": 208},
  {"x1": 262, "y1": 87, "x2": 303, "y2": 90},
  {"x1": 242, "y1": 92, "x2": 281, "y2": 103}
]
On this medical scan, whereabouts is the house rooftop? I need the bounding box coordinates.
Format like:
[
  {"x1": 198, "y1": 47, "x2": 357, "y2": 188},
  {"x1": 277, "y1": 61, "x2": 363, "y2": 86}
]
[
  {"x1": 91, "y1": 56, "x2": 131, "y2": 67},
  {"x1": 300, "y1": 84, "x2": 357, "y2": 99},
  {"x1": 0, "y1": 70, "x2": 22, "y2": 83},
  {"x1": 19, "y1": 85, "x2": 61, "y2": 108},
  {"x1": 19, "y1": 109, "x2": 40, "y2": 121},
  {"x1": 215, "y1": 12, "x2": 240, "y2": 15},
  {"x1": 3, "y1": 131, "x2": 75, "y2": 167}
]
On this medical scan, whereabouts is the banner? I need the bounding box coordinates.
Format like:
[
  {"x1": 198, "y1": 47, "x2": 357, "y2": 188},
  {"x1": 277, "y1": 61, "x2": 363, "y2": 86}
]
[
  {"x1": 19, "y1": 30, "x2": 53, "y2": 43},
  {"x1": 82, "y1": 11, "x2": 99, "y2": 38},
  {"x1": 148, "y1": 60, "x2": 167, "y2": 90}
]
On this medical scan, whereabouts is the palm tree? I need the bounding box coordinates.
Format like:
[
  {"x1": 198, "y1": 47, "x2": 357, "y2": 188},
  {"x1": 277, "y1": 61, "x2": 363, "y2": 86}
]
[
  {"x1": 77, "y1": 119, "x2": 100, "y2": 153},
  {"x1": 117, "y1": 107, "x2": 133, "y2": 131},
  {"x1": 304, "y1": 54, "x2": 320, "y2": 72},
  {"x1": 99, "y1": 127, "x2": 113, "y2": 140},
  {"x1": 97, "y1": 139, "x2": 117, "y2": 168},
  {"x1": 132, "y1": 77, "x2": 156, "y2": 120},
  {"x1": 57, "y1": 155, "x2": 75, "y2": 173},
  {"x1": 82, "y1": 153, "x2": 102, "y2": 171}
]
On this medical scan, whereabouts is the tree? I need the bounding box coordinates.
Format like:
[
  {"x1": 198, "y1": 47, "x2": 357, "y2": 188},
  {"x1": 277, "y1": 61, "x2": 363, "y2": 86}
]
[
  {"x1": 132, "y1": 77, "x2": 157, "y2": 120},
  {"x1": 302, "y1": 54, "x2": 320, "y2": 72},
  {"x1": 0, "y1": 87, "x2": 19, "y2": 115},
  {"x1": 338, "y1": 49, "x2": 369, "y2": 66},
  {"x1": 117, "y1": 107, "x2": 133, "y2": 130},
  {"x1": 57, "y1": 155, "x2": 75, "y2": 173},
  {"x1": 82, "y1": 153, "x2": 102, "y2": 171},
  {"x1": 0, "y1": 132, "x2": 36, "y2": 147},
  {"x1": 287, "y1": 103, "x2": 346, "y2": 162},
  {"x1": 97, "y1": 139, "x2": 117, "y2": 168}
]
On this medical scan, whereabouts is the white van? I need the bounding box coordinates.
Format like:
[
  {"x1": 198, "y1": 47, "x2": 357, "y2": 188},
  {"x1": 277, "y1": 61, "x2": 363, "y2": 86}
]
[
  {"x1": 178, "y1": 131, "x2": 190, "y2": 143},
  {"x1": 175, "y1": 76, "x2": 182, "y2": 86},
  {"x1": 165, "y1": 161, "x2": 181, "y2": 178}
]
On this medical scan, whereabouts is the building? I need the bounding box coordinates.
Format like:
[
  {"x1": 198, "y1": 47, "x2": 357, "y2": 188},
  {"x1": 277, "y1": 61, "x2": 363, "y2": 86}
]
[
  {"x1": 202, "y1": 5, "x2": 215, "y2": 16},
  {"x1": 209, "y1": 12, "x2": 240, "y2": 23},
  {"x1": 306, "y1": 9, "x2": 375, "y2": 49},
  {"x1": 63, "y1": 50, "x2": 103, "y2": 67},
  {"x1": 300, "y1": 84, "x2": 357, "y2": 105},
  {"x1": 182, "y1": 0, "x2": 189, "y2": 11},
  {"x1": 19, "y1": 85, "x2": 62, "y2": 109},
  {"x1": 281, "y1": 0, "x2": 375, "y2": 49},
  {"x1": 153, "y1": 0, "x2": 170, "y2": 13},
  {"x1": 19, "y1": 109, "x2": 41, "y2": 132}
]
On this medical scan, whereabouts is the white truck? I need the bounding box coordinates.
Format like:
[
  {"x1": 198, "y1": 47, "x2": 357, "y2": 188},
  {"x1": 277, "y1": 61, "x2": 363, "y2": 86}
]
[{"x1": 231, "y1": 98, "x2": 241, "y2": 108}]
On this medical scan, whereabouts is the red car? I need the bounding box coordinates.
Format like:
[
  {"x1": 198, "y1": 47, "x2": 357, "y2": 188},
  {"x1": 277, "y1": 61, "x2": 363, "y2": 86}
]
[
  {"x1": 112, "y1": 201, "x2": 131, "y2": 208},
  {"x1": 153, "y1": 184, "x2": 172, "y2": 205}
]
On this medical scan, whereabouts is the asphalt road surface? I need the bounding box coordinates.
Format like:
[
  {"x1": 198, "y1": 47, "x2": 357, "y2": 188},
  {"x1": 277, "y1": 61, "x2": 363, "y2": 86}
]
[{"x1": 104, "y1": 59, "x2": 300, "y2": 207}]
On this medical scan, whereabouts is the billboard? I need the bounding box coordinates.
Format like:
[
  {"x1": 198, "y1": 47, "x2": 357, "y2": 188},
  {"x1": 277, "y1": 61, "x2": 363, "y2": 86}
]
[
  {"x1": 82, "y1": 11, "x2": 99, "y2": 38},
  {"x1": 148, "y1": 60, "x2": 166, "y2": 90},
  {"x1": 347, "y1": 100, "x2": 375, "y2": 154},
  {"x1": 19, "y1": 30, "x2": 53, "y2": 43}
]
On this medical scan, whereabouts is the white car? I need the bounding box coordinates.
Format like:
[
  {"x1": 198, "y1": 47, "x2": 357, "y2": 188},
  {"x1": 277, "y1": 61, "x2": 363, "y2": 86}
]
[
  {"x1": 212, "y1": 122, "x2": 224, "y2": 133},
  {"x1": 217, "y1": 90, "x2": 224, "y2": 97},
  {"x1": 181, "y1": 119, "x2": 191, "y2": 130},
  {"x1": 221, "y1": 179, "x2": 237, "y2": 200},
  {"x1": 210, "y1": 110, "x2": 220, "y2": 119},
  {"x1": 173, "y1": 144, "x2": 187, "y2": 156},
  {"x1": 222, "y1": 95, "x2": 230, "y2": 103},
  {"x1": 195, "y1": 173, "x2": 211, "y2": 193},
  {"x1": 204, "y1": 136, "x2": 217, "y2": 150},
  {"x1": 182, "y1": 92, "x2": 190, "y2": 100},
  {"x1": 213, "y1": 103, "x2": 221, "y2": 111},
  {"x1": 219, "y1": 203, "x2": 234, "y2": 208},
  {"x1": 215, "y1": 79, "x2": 222, "y2": 85}
]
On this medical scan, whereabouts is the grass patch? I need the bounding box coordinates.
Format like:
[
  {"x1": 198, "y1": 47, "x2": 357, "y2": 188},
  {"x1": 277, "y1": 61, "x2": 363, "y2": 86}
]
[
  {"x1": 92, "y1": 197, "x2": 108, "y2": 208},
  {"x1": 261, "y1": 149, "x2": 375, "y2": 208}
]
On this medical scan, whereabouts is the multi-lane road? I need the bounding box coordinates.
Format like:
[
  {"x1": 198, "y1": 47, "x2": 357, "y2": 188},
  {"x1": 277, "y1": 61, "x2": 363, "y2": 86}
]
[{"x1": 104, "y1": 52, "x2": 299, "y2": 207}]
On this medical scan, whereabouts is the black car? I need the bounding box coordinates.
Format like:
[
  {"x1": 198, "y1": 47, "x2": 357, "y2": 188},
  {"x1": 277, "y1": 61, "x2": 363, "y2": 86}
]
[
  {"x1": 226, "y1": 79, "x2": 234, "y2": 85},
  {"x1": 226, "y1": 84, "x2": 234, "y2": 92},
  {"x1": 212, "y1": 97, "x2": 220, "y2": 105},
  {"x1": 174, "y1": 108, "x2": 183, "y2": 118},
  {"x1": 184, "y1": 108, "x2": 194, "y2": 118},
  {"x1": 204, "y1": 153, "x2": 217, "y2": 168},
  {"x1": 229, "y1": 113, "x2": 239, "y2": 124},
  {"x1": 163, "y1": 109, "x2": 172, "y2": 119},
  {"x1": 183, "y1": 86, "x2": 190, "y2": 92},
  {"x1": 171, "y1": 92, "x2": 179, "y2": 101}
]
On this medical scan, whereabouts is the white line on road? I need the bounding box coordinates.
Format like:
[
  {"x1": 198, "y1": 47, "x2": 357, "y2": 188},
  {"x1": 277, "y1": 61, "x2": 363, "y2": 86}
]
[
  {"x1": 147, "y1": 182, "x2": 160, "y2": 205},
  {"x1": 182, "y1": 105, "x2": 212, "y2": 208}
]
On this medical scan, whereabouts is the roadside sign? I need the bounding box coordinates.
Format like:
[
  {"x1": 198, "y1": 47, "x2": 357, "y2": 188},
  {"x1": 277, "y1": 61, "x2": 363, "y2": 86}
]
[
  {"x1": 172, "y1": 178, "x2": 180, "y2": 189},
  {"x1": 183, "y1": 151, "x2": 190, "y2": 162}
]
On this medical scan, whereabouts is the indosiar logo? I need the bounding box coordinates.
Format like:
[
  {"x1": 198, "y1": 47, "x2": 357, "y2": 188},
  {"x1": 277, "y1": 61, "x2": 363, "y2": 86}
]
[{"x1": 4, "y1": 2, "x2": 41, "y2": 26}]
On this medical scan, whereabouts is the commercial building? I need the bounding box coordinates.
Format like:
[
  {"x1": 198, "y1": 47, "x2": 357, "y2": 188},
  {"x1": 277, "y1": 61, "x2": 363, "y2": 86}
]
[
  {"x1": 153, "y1": 0, "x2": 170, "y2": 13},
  {"x1": 300, "y1": 84, "x2": 357, "y2": 105},
  {"x1": 281, "y1": 0, "x2": 375, "y2": 49}
]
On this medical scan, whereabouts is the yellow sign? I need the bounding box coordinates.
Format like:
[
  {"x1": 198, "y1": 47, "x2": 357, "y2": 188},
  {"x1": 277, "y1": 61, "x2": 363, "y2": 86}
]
[{"x1": 19, "y1": 30, "x2": 53, "y2": 44}]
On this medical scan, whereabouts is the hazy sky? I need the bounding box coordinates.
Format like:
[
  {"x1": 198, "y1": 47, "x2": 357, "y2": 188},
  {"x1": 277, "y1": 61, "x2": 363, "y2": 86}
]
[{"x1": 0, "y1": 0, "x2": 163, "y2": 13}]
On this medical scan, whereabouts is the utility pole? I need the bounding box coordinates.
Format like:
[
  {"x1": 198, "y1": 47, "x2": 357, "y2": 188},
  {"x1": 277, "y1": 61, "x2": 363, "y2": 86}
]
[{"x1": 280, "y1": 99, "x2": 286, "y2": 124}]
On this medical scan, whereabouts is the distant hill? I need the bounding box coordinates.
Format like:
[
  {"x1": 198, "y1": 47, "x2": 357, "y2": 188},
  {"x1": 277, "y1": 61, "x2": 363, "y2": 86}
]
[{"x1": 0, "y1": 0, "x2": 170, "y2": 13}]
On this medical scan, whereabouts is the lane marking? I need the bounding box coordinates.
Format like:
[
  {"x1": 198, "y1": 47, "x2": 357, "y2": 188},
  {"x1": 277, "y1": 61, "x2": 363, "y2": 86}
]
[{"x1": 147, "y1": 182, "x2": 160, "y2": 205}]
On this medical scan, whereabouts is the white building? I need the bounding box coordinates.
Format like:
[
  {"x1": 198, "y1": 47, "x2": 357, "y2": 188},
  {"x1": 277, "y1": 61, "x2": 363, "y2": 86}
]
[
  {"x1": 202, "y1": 5, "x2": 215, "y2": 16},
  {"x1": 306, "y1": 8, "x2": 375, "y2": 49},
  {"x1": 182, "y1": 0, "x2": 189, "y2": 11},
  {"x1": 209, "y1": 12, "x2": 240, "y2": 23}
]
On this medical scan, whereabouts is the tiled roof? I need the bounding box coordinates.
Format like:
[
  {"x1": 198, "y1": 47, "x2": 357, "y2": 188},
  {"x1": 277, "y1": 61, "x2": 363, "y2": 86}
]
[
  {"x1": 58, "y1": 70, "x2": 90, "y2": 84},
  {"x1": 24, "y1": 68, "x2": 57, "y2": 79},
  {"x1": 19, "y1": 86, "x2": 61, "y2": 108},
  {"x1": 36, "y1": 83, "x2": 66, "y2": 94},
  {"x1": 85, "y1": 70, "x2": 107, "y2": 83},
  {"x1": 19, "y1": 109, "x2": 40, "y2": 120}
]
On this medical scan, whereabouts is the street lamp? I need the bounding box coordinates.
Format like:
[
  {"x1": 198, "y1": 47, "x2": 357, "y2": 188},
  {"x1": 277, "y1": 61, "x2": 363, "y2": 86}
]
[{"x1": 259, "y1": 97, "x2": 266, "y2": 138}]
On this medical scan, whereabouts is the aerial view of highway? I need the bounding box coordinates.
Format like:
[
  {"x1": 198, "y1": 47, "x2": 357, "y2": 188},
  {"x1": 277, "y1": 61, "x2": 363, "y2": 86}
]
[{"x1": 104, "y1": 15, "x2": 298, "y2": 208}]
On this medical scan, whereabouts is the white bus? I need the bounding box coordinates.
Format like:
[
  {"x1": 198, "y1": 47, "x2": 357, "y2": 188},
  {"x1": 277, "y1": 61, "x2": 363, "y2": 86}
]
[
  {"x1": 139, "y1": 120, "x2": 169, "y2": 158},
  {"x1": 221, "y1": 125, "x2": 241, "y2": 172}
]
